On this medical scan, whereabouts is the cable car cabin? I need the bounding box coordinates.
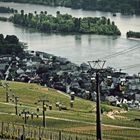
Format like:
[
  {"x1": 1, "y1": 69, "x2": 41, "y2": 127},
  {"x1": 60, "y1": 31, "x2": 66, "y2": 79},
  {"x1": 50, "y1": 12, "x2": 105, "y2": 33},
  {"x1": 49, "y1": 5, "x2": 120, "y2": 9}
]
[
  {"x1": 118, "y1": 78, "x2": 126, "y2": 92},
  {"x1": 70, "y1": 92, "x2": 75, "y2": 101},
  {"x1": 107, "y1": 76, "x2": 113, "y2": 86}
]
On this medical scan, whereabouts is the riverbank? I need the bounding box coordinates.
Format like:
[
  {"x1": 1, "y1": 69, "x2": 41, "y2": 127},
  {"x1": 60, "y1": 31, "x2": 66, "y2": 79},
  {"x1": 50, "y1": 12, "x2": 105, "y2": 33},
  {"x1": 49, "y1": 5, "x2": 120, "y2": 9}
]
[
  {"x1": 1, "y1": 48, "x2": 140, "y2": 111},
  {"x1": 0, "y1": 33, "x2": 139, "y2": 109}
]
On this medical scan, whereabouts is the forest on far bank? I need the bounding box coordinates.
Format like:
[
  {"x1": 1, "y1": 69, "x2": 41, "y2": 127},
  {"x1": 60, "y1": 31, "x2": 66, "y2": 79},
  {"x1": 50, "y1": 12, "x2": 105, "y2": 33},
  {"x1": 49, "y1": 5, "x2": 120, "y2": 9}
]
[{"x1": 0, "y1": 0, "x2": 140, "y2": 15}]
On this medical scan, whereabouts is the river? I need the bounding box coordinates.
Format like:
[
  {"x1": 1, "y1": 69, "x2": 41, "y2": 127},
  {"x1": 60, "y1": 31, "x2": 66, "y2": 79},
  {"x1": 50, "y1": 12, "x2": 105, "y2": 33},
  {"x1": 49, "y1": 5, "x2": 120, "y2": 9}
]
[{"x1": 0, "y1": 2, "x2": 140, "y2": 74}]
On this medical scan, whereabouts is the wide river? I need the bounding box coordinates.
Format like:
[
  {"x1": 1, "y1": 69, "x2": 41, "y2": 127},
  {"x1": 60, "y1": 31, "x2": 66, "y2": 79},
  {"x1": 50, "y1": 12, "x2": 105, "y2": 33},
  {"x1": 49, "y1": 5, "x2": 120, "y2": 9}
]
[{"x1": 0, "y1": 2, "x2": 140, "y2": 74}]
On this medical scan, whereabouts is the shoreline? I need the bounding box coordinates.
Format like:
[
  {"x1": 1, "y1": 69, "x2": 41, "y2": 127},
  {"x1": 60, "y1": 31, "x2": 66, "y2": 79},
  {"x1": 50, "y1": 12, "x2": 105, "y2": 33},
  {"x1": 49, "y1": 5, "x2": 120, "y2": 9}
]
[{"x1": 127, "y1": 37, "x2": 140, "y2": 41}]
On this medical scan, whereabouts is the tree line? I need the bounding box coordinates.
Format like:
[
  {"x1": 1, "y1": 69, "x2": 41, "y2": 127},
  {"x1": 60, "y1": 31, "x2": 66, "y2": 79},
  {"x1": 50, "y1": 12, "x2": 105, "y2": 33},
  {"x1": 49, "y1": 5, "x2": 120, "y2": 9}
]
[
  {"x1": 0, "y1": 0, "x2": 140, "y2": 15},
  {"x1": 10, "y1": 10, "x2": 121, "y2": 35},
  {"x1": 0, "y1": 34, "x2": 24, "y2": 55}
]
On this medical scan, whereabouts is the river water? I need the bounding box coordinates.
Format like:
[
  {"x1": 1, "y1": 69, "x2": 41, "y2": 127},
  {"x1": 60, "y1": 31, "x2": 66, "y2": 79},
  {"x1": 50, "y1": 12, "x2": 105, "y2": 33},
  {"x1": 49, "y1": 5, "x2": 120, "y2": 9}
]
[{"x1": 0, "y1": 2, "x2": 140, "y2": 74}]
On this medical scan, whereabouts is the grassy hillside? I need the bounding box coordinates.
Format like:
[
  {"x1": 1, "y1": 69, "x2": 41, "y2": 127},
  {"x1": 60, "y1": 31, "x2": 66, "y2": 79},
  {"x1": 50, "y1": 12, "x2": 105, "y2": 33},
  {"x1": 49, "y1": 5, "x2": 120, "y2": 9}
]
[
  {"x1": 0, "y1": 81, "x2": 97, "y2": 124},
  {"x1": 0, "y1": 81, "x2": 95, "y2": 112},
  {"x1": 0, "y1": 81, "x2": 140, "y2": 140}
]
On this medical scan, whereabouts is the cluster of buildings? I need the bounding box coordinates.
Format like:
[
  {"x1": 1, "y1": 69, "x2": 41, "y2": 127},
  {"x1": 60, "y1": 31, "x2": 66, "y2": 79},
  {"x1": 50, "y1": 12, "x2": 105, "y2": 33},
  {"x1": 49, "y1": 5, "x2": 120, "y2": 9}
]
[{"x1": 0, "y1": 50, "x2": 140, "y2": 109}]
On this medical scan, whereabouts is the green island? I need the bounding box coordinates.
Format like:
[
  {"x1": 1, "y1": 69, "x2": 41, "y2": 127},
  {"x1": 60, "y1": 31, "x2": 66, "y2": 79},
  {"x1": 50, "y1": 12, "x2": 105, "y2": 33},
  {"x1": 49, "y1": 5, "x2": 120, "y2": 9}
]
[
  {"x1": 0, "y1": 0, "x2": 140, "y2": 15},
  {"x1": 0, "y1": 16, "x2": 8, "y2": 21},
  {"x1": 0, "y1": 6, "x2": 17, "y2": 13},
  {"x1": 127, "y1": 31, "x2": 140, "y2": 39},
  {"x1": 8, "y1": 10, "x2": 121, "y2": 35}
]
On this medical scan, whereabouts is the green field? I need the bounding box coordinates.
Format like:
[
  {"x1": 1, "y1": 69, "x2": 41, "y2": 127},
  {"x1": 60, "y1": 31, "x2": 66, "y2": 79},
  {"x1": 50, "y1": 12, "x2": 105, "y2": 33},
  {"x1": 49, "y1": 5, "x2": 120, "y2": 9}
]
[{"x1": 0, "y1": 81, "x2": 140, "y2": 140}]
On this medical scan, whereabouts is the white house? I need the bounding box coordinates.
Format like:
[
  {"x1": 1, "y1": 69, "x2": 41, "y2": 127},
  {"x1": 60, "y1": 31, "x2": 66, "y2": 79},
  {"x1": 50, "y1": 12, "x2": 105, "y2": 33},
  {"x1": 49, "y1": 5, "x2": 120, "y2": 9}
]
[
  {"x1": 135, "y1": 94, "x2": 140, "y2": 101},
  {"x1": 17, "y1": 68, "x2": 24, "y2": 74}
]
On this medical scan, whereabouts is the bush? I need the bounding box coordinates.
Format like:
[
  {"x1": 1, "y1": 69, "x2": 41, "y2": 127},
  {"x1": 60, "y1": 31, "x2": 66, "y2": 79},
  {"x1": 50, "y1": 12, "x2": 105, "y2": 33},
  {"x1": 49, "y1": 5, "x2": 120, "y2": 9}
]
[
  {"x1": 121, "y1": 103, "x2": 128, "y2": 111},
  {"x1": 101, "y1": 104, "x2": 113, "y2": 113}
]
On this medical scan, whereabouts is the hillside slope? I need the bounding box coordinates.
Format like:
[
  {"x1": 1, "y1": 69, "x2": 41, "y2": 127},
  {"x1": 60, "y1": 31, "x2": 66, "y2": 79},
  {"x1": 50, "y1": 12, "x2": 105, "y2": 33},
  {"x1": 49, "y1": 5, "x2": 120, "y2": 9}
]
[{"x1": 0, "y1": 81, "x2": 140, "y2": 139}]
